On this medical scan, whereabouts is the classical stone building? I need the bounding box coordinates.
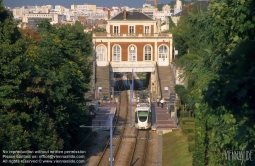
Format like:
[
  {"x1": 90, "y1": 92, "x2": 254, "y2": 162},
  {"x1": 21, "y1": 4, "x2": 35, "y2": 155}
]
[
  {"x1": 93, "y1": 10, "x2": 173, "y2": 68},
  {"x1": 91, "y1": 10, "x2": 173, "y2": 99}
]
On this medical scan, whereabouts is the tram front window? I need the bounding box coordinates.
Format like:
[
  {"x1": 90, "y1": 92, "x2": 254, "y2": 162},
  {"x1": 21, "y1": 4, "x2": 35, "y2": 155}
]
[{"x1": 138, "y1": 111, "x2": 148, "y2": 122}]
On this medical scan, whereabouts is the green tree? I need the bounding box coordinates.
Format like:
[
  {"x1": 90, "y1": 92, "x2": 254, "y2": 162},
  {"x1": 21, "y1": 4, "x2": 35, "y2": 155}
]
[
  {"x1": 205, "y1": 41, "x2": 255, "y2": 165},
  {"x1": 0, "y1": 1, "x2": 64, "y2": 154},
  {"x1": 0, "y1": 0, "x2": 92, "y2": 156},
  {"x1": 168, "y1": 16, "x2": 176, "y2": 32},
  {"x1": 171, "y1": 0, "x2": 255, "y2": 165},
  {"x1": 0, "y1": 0, "x2": 32, "y2": 152},
  {"x1": 30, "y1": 20, "x2": 92, "y2": 149}
]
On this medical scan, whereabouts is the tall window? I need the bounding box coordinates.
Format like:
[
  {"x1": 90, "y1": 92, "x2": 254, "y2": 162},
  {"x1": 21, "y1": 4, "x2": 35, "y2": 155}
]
[
  {"x1": 159, "y1": 45, "x2": 168, "y2": 58},
  {"x1": 144, "y1": 45, "x2": 151, "y2": 61},
  {"x1": 96, "y1": 45, "x2": 106, "y2": 61},
  {"x1": 113, "y1": 26, "x2": 119, "y2": 34},
  {"x1": 113, "y1": 45, "x2": 121, "y2": 61},
  {"x1": 144, "y1": 26, "x2": 150, "y2": 34},
  {"x1": 129, "y1": 26, "x2": 134, "y2": 34},
  {"x1": 128, "y1": 45, "x2": 136, "y2": 61}
]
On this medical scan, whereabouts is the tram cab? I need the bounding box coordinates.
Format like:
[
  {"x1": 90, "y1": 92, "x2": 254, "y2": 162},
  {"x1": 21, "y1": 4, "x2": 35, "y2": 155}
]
[{"x1": 135, "y1": 104, "x2": 151, "y2": 129}]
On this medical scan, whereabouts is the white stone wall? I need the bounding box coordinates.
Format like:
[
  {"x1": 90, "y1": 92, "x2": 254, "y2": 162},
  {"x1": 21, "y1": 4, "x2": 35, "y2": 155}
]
[{"x1": 170, "y1": 62, "x2": 185, "y2": 86}]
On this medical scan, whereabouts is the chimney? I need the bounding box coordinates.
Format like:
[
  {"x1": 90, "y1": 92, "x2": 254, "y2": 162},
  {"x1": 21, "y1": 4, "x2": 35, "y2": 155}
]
[
  {"x1": 108, "y1": 10, "x2": 110, "y2": 19},
  {"x1": 123, "y1": 10, "x2": 126, "y2": 20}
]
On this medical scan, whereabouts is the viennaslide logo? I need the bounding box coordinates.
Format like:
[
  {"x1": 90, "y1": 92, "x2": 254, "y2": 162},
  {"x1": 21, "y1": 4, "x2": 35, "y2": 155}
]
[{"x1": 225, "y1": 147, "x2": 253, "y2": 164}]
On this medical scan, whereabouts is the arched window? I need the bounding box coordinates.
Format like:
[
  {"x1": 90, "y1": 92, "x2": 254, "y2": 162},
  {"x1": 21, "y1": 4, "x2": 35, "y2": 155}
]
[
  {"x1": 113, "y1": 45, "x2": 121, "y2": 61},
  {"x1": 128, "y1": 45, "x2": 136, "y2": 61},
  {"x1": 144, "y1": 45, "x2": 152, "y2": 61},
  {"x1": 158, "y1": 45, "x2": 168, "y2": 58},
  {"x1": 96, "y1": 45, "x2": 106, "y2": 61}
]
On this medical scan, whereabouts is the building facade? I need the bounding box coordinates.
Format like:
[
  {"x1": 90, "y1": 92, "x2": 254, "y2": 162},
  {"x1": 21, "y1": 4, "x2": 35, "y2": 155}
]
[
  {"x1": 92, "y1": 10, "x2": 173, "y2": 72},
  {"x1": 22, "y1": 13, "x2": 60, "y2": 28},
  {"x1": 71, "y1": 4, "x2": 96, "y2": 12}
]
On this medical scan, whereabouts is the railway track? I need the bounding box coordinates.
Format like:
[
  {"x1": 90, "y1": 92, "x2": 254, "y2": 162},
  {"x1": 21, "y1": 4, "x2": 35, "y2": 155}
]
[
  {"x1": 129, "y1": 130, "x2": 149, "y2": 166},
  {"x1": 96, "y1": 73, "x2": 129, "y2": 166},
  {"x1": 96, "y1": 72, "x2": 150, "y2": 166}
]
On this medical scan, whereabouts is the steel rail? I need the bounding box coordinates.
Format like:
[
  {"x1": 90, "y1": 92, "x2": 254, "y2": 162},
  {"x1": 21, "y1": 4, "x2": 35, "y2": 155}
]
[
  {"x1": 129, "y1": 130, "x2": 149, "y2": 166},
  {"x1": 95, "y1": 94, "x2": 122, "y2": 166},
  {"x1": 96, "y1": 73, "x2": 129, "y2": 166}
]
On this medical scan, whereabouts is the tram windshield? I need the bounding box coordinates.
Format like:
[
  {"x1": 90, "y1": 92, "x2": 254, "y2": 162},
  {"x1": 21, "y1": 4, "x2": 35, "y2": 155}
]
[{"x1": 138, "y1": 111, "x2": 148, "y2": 122}]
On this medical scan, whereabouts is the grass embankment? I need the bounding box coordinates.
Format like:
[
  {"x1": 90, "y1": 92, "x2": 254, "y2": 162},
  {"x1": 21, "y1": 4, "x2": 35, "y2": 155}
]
[{"x1": 163, "y1": 117, "x2": 195, "y2": 166}]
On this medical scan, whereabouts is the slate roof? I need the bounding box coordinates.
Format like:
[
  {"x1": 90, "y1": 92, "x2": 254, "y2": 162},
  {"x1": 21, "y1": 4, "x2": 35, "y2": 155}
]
[
  {"x1": 110, "y1": 11, "x2": 153, "y2": 20},
  {"x1": 175, "y1": 0, "x2": 210, "y2": 16}
]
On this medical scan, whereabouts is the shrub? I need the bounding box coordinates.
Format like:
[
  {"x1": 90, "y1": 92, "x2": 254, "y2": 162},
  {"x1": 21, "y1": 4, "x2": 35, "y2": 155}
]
[
  {"x1": 188, "y1": 143, "x2": 195, "y2": 152},
  {"x1": 182, "y1": 119, "x2": 195, "y2": 125},
  {"x1": 182, "y1": 128, "x2": 194, "y2": 134},
  {"x1": 180, "y1": 111, "x2": 189, "y2": 117},
  {"x1": 188, "y1": 133, "x2": 195, "y2": 142}
]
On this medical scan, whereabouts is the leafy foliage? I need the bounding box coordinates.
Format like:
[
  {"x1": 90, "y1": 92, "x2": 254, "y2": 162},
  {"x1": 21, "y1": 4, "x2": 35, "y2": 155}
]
[
  {"x1": 168, "y1": 16, "x2": 176, "y2": 31},
  {"x1": 0, "y1": 0, "x2": 92, "y2": 156},
  {"x1": 174, "y1": 85, "x2": 188, "y2": 104},
  {"x1": 172, "y1": 0, "x2": 255, "y2": 165}
]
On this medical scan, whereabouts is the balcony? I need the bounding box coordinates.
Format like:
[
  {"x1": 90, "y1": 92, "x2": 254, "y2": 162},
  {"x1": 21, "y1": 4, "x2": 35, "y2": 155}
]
[
  {"x1": 93, "y1": 32, "x2": 108, "y2": 36},
  {"x1": 158, "y1": 33, "x2": 172, "y2": 36},
  {"x1": 93, "y1": 33, "x2": 172, "y2": 37}
]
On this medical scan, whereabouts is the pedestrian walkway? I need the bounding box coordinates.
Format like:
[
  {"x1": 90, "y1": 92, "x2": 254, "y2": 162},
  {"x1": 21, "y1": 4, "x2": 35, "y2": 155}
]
[
  {"x1": 151, "y1": 102, "x2": 177, "y2": 133},
  {"x1": 92, "y1": 103, "x2": 116, "y2": 131}
]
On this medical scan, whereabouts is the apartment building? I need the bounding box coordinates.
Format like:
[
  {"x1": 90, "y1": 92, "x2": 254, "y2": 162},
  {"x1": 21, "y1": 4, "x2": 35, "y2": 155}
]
[
  {"x1": 22, "y1": 13, "x2": 60, "y2": 28},
  {"x1": 71, "y1": 4, "x2": 96, "y2": 12}
]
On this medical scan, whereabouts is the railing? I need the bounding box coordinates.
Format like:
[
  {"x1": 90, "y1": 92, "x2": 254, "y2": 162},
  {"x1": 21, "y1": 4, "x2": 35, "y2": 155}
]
[
  {"x1": 155, "y1": 62, "x2": 162, "y2": 99},
  {"x1": 170, "y1": 61, "x2": 186, "y2": 90},
  {"x1": 127, "y1": 33, "x2": 137, "y2": 36},
  {"x1": 158, "y1": 33, "x2": 171, "y2": 36},
  {"x1": 93, "y1": 33, "x2": 171, "y2": 37},
  {"x1": 110, "y1": 61, "x2": 154, "y2": 67},
  {"x1": 93, "y1": 32, "x2": 107, "y2": 36},
  {"x1": 170, "y1": 62, "x2": 177, "y2": 85}
]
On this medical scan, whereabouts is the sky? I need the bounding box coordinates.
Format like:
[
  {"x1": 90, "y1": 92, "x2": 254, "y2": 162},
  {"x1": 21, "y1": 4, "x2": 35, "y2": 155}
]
[{"x1": 3, "y1": 0, "x2": 175, "y2": 8}]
